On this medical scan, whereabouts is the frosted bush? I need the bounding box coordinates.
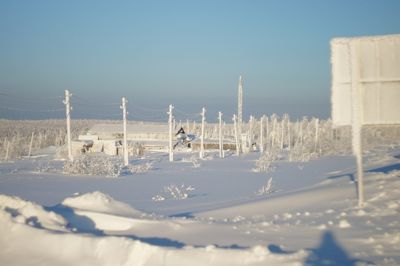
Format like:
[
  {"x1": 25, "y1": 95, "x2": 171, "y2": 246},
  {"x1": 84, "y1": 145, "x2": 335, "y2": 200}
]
[
  {"x1": 152, "y1": 184, "x2": 195, "y2": 201},
  {"x1": 35, "y1": 162, "x2": 58, "y2": 173},
  {"x1": 182, "y1": 155, "x2": 201, "y2": 168},
  {"x1": 254, "y1": 147, "x2": 280, "y2": 172},
  {"x1": 130, "y1": 142, "x2": 145, "y2": 157},
  {"x1": 164, "y1": 184, "x2": 195, "y2": 200},
  {"x1": 151, "y1": 195, "x2": 165, "y2": 202},
  {"x1": 0, "y1": 119, "x2": 94, "y2": 160},
  {"x1": 127, "y1": 162, "x2": 153, "y2": 173},
  {"x1": 256, "y1": 177, "x2": 274, "y2": 196},
  {"x1": 63, "y1": 154, "x2": 123, "y2": 178}
]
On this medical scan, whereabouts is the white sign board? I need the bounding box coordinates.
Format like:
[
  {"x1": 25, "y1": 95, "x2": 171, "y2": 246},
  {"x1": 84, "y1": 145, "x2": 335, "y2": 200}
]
[{"x1": 331, "y1": 34, "x2": 400, "y2": 126}]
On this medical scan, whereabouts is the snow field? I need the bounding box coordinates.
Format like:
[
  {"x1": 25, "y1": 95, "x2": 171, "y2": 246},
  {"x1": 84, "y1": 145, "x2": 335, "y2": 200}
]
[{"x1": 0, "y1": 135, "x2": 400, "y2": 265}]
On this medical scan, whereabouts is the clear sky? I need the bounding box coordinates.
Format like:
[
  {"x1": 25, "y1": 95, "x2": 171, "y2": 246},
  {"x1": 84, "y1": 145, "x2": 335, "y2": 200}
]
[{"x1": 0, "y1": 0, "x2": 399, "y2": 121}]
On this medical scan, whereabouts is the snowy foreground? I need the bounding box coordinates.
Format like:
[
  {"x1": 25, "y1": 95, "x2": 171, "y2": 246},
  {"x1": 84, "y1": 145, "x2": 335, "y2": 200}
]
[{"x1": 0, "y1": 148, "x2": 399, "y2": 265}]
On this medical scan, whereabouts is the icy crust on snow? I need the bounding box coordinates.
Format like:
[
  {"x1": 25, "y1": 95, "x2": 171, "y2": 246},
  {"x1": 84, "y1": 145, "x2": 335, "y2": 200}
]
[
  {"x1": 62, "y1": 191, "x2": 143, "y2": 217},
  {"x1": 0, "y1": 193, "x2": 307, "y2": 266}
]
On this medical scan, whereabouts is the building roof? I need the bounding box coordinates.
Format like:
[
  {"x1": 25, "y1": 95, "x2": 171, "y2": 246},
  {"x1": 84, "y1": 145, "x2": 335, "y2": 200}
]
[{"x1": 89, "y1": 123, "x2": 169, "y2": 134}]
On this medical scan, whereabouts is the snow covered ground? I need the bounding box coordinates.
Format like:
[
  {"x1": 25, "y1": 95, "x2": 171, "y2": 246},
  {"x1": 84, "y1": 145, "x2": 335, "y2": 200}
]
[{"x1": 0, "y1": 146, "x2": 399, "y2": 265}]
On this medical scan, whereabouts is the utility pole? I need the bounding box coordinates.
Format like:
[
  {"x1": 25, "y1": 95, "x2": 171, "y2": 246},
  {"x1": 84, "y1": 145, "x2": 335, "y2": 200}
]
[
  {"x1": 314, "y1": 118, "x2": 319, "y2": 153},
  {"x1": 238, "y1": 75, "x2": 243, "y2": 125},
  {"x1": 233, "y1": 114, "x2": 240, "y2": 156},
  {"x1": 5, "y1": 140, "x2": 10, "y2": 161},
  {"x1": 237, "y1": 76, "x2": 243, "y2": 152},
  {"x1": 218, "y1": 111, "x2": 223, "y2": 158},
  {"x1": 121, "y1": 97, "x2": 129, "y2": 166},
  {"x1": 287, "y1": 115, "x2": 291, "y2": 151},
  {"x1": 249, "y1": 115, "x2": 254, "y2": 150},
  {"x1": 63, "y1": 90, "x2": 73, "y2": 162},
  {"x1": 280, "y1": 117, "x2": 285, "y2": 150},
  {"x1": 265, "y1": 115, "x2": 269, "y2": 150},
  {"x1": 260, "y1": 115, "x2": 264, "y2": 153},
  {"x1": 168, "y1": 105, "x2": 174, "y2": 162},
  {"x1": 28, "y1": 132, "x2": 34, "y2": 158},
  {"x1": 200, "y1": 107, "x2": 206, "y2": 159}
]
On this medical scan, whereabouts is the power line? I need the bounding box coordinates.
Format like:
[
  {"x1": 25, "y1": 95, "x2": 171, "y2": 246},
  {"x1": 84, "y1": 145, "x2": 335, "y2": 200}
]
[
  {"x1": 72, "y1": 95, "x2": 120, "y2": 106},
  {"x1": 0, "y1": 92, "x2": 63, "y2": 101},
  {"x1": 0, "y1": 105, "x2": 64, "y2": 113}
]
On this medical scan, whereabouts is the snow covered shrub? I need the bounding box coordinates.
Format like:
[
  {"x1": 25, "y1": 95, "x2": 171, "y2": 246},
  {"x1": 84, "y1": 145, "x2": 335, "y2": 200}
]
[
  {"x1": 130, "y1": 142, "x2": 145, "y2": 157},
  {"x1": 256, "y1": 177, "x2": 274, "y2": 196},
  {"x1": 35, "y1": 162, "x2": 58, "y2": 173},
  {"x1": 164, "y1": 184, "x2": 195, "y2": 200},
  {"x1": 0, "y1": 119, "x2": 95, "y2": 160},
  {"x1": 63, "y1": 154, "x2": 123, "y2": 178},
  {"x1": 288, "y1": 119, "x2": 351, "y2": 162},
  {"x1": 127, "y1": 162, "x2": 153, "y2": 174},
  {"x1": 288, "y1": 142, "x2": 319, "y2": 162},
  {"x1": 254, "y1": 147, "x2": 281, "y2": 172},
  {"x1": 151, "y1": 194, "x2": 165, "y2": 202},
  {"x1": 182, "y1": 155, "x2": 201, "y2": 168},
  {"x1": 152, "y1": 184, "x2": 195, "y2": 201}
]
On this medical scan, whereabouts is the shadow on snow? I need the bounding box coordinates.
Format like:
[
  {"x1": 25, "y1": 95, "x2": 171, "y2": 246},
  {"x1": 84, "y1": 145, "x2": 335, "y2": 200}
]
[{"x1": 268, "y1": 231, "x2": 371, "y2": 266}]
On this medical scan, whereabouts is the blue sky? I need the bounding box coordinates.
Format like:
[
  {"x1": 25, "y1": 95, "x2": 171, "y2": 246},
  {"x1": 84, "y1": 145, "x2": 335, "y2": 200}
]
[{"x1": 0, "y1": 0, "x2": 399, "y2": 120}]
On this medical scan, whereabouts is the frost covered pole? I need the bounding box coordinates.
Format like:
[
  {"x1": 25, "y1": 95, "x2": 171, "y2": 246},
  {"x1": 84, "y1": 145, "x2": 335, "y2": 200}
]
[
  {"x1": 260, "y1": 115, "x2": 264, "y2": 153},
  {"x1": 249, "y1": 115, "x2": 254, "y2": 149},
  {"x1": 350, "y1": 41, "x2": 365, "y2": 208},
  {"x1": 168, "y1": 104, "x2": 174, "y2": 162},
  {"x1": 237, "y1": 75, "x2": 243, "y2": 151},
  {"x1": 28, "y1": 132, "x2": 34, "y2": 158},
  {"x1": 5, "y1": 140, "x2": 10, "y2": 161},
  {"x1": 287, "y1": 116, "x2": 291, "y2": 151},
  {"x1": 200, "y1": 107, "x2": 206, "y2": 159},
  {"x1": 280, "y1": 117, "x2": 285, "y2": 150},
  {"x1": 314, "y1": 118, "x2": 319, "y2": 153},
  {"x1": 63, "y1": 90, "x2": 73, "y2": 162},
  {"x1": 218, "y1": 111, "x2": 223, "y2": 158},
  {"x1": 233, "y1": 114, "x2": 240, "y2": 156},
  {"x1": 238, "y1": 75, "x2": 243, "y2": 125},
  {"x1": 121, "y1": 97, "x2": 129, "y2": 166},
  {"x1": 265, "y1": 115, "x2": 269, "y2": 150}
]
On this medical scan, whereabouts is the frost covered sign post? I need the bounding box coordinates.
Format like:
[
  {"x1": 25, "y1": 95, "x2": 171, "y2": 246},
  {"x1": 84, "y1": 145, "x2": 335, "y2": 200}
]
[{"x1": 331, "y1": 34, "x2": 400, "y2": 207}]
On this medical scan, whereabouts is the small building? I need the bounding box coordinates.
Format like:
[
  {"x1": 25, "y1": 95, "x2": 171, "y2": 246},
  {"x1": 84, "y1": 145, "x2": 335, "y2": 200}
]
[{"x1": 88, "y1": 123, "x2": 170, "y2": 141}]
